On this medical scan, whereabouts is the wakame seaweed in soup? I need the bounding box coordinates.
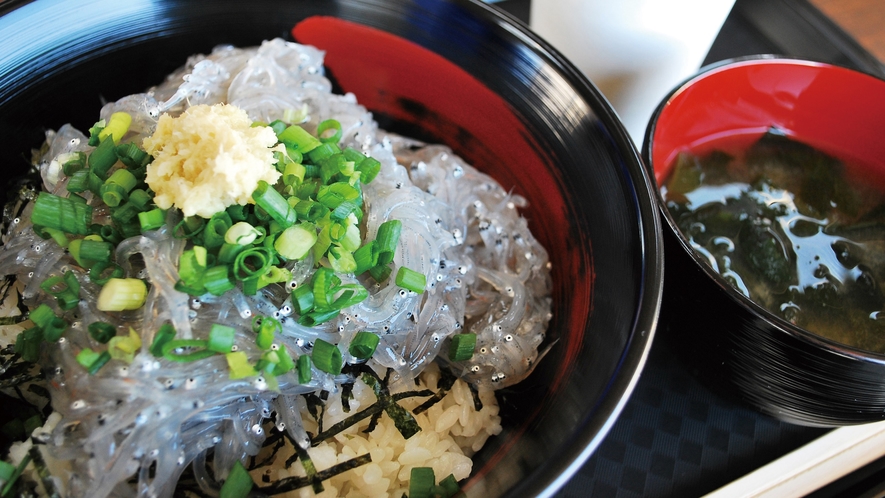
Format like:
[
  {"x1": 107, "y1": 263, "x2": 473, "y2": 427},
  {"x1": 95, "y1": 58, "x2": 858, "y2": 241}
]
[{"x1": 663, "y1": 132, "x2": 885, "y2": 353}]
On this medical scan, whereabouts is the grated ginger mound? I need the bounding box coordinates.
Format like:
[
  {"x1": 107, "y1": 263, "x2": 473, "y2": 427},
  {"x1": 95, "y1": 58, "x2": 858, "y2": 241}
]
[{"x1": 143, "y1": 103, "x2": 283, "y2": 218}]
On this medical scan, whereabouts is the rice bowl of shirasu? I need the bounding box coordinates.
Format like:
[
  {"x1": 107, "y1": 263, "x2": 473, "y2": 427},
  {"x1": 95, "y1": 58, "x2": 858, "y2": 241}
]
[{"x1": 0, "y1": 38, "x2": 552, "y2": 497}]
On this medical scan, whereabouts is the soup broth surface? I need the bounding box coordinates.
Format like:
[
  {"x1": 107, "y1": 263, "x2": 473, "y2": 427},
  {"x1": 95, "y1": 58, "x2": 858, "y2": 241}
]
[{"x1": 663, "y1": 132, "x2": 885, "y2": 353}]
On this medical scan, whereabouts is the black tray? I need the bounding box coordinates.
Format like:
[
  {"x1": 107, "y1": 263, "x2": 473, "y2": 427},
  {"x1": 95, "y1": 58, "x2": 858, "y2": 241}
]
[{"x1": 491, "y1": 0, "x2": 885, "y2": 496}]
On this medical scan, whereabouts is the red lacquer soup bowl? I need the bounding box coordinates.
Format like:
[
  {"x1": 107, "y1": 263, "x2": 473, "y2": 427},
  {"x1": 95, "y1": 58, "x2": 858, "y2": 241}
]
[{"x1": 644, "y1": 57, "x2": 885, "y2": 427}]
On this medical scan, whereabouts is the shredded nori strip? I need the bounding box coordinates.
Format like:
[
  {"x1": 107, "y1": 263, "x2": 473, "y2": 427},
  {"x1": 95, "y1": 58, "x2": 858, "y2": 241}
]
[
  {"x1": 413, "y1": 368, "x2": 458, "y2": 415},
  {"x1": 0, "y1": 316, "x2": 26, "y2": 326},
  {"x1": 307, "y1": 366, "x2": 434, "y2": 444},
  {"x1": 260, "y1": 453, "x2": 371, "y2": 495},
  {"x1": 303, "y1": 392, "x2": 326, "y2": 435},
  {"x1": 250, "y1": 428, "x2": 286, "y2": 469},
  {"x1": 297, "y1": 439, "x2": 324, "y2": 494},
  {"x1": 468, "y1": 382, "x2": 483, "y2": 412},
  {"x1": 341, "y1": 381, "x2": 355, "y2": 413}
]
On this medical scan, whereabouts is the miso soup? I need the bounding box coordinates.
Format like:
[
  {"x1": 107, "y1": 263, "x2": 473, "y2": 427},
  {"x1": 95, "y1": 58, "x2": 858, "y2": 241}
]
[{"x1": 663, "y1": 132, "x2": 885, "y2": 353}]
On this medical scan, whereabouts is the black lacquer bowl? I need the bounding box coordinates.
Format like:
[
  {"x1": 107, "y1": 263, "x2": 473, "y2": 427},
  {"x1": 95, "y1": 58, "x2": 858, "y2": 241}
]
[
  {"x1": 644, "y1": 57, "x2": 885, "y2": 427},
  {"x1": 0, "y1": 0, "x2": 663, "y2": 496}
]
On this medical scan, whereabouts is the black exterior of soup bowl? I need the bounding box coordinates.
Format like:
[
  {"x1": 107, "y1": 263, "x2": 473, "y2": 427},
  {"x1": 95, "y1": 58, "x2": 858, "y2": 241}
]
[
  {"x1": 0, "y1": 0, "x2": 663, "y2": 496},
  {"x1": 642, "y1": 57, "x2": 885, "y2": 428}
]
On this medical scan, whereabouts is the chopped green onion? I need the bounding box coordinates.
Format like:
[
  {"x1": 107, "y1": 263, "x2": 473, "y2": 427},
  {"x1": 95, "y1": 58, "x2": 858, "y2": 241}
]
[
  {"x1": 317, "y1": 119, "x2": 342, "y2": 144},
  {"x1": 293, "y1": 199, "x2": 328, "y2": 221},
  {"x1": 283, "y1": 160, "x2": 307, "y2": 186},
  {"x1": 60, "y1": 151, "x2": 87, "y2": 176},
  {"x1": 33, "y1": 225, "x2": 67, "y2": 247},
  {"x1": 87, "y1": 119, "x2": 106, "y2": 146},
  {"x1": 219, "y1": 460, "x2": 254, "y2": 498},
  {"x1": 233, "y1": 248, "x2": 273, "y2": 281},
  {"x1": 201, "y1": 265, "x2": 235, "y2": 296},
  {"x1": 268, "y1": 119, "x2": 287, "y2": 136},
  {"x1": 328, "y1": 246, "x2": 357, "y2": 274},
  {"x1": 173, "y1": 216, "x2": 206, "y2": 240},
  {"x1": 161, "y1": 339, "x2": 214, "y2": 362},
  {"x1": 356, "y1": 156, "x2": 381, "y2": 184},
  {"x1": 138, "y1": 208, "x2": 166, "y2": 232},
  {"x1": 110, "y1": 201, "x2": 141, "y2": 224},
  {"x1": 311, "y1": 339, "x2": 342, "y2": 375},
  {"x1": 217, "y1": 242, "x2": 248, "y2": 264},
  {"x1": 101, "y1": 183, "x2": 128, "y2": 207},
  {"x1": 409, "y1": 467, "x2": 436, "y2": 498},
  {"x1": 273, "y1": 345, "x2": 295, "y2": 375},
  {"x1": 374, "y1": 220, "x2": 401, "y2": 265},
  {"x1": 127, "y1": 189, "x2": 153, "y2": 210},
  {"x1": 342, "y1": 147, "x2": 366, "y2": 165},
  {"x1": 28, "y1": 304, "x2": 56, "y2": 330},
  {"x1": 224, "y1": 221, "x2": 260, "y2": 245},
  {"x1": 299, "y1": 309, "x2": 340, "y2": 327},
  {"x1": 76, "y1": 238, "x2": 113, "y2": 264},
  {"x1": 15, "y1": 327, "x2": 43, "y2": 362},
  {"x1": 108, "y1": 327, "x2": 141, "y2": 363},
  {"x1": 116, "y1": 142, "x2": 151, "y2": 169},
  {"x1": 274, "y1": 223, "x2": 317, "y2": 260},
  {"x1": 296, "y1": 354, "x2": 312, "y2": 384},
  {"x1": 96, "y1": 278, "x2": 147, "y2": 311},
  {"x1": 203, "y1": 213, "x2": 232, "y2": 249},
  {"x1": 319, "y1": 154, "x2": 347, "y2": 184},
  {"x1": 178, "y1": 246, "x2": 208, "y2": 287},
  {"x1": 117, "y1": 219, "x2": 142, "y2": 239},
  {"x1": 307, "y1": 142, "x2": 340, "y2": 164},
  {"x1": 99, "y1": 224, "x2": 122, "y2": 244},
  {"x1": 277, "y1": 125, "x2": 321, "y2": 154},
  {"x1": 256, "y1": 265, "x2": 290, "y2": 289},
  {"x1": 97, "y1": 111, "x2": 132, "y2": 144},
  {"x1": 252, "y1": 181, "x2": 297, "y2": 228},
  {"x1": 312, "y1": 223, "x2": 332, "y2": 262},
  {"x1": 88, "y1": 322, "x2": 116, "y2": 343},
  {"x1": 150, "y1": 323, "x2": 177, "y2": 357},
  {"x1": 76, "y1": 348, "x2": 111, "y2": 375},
  {"x1": 353, "y1": 242, "x2": 377, "y2": 275},
  {"x1": 317, "y1": 182, "x2": 359, "y2": 209},
  {"x1": 174, "y1": 280, "x2": 206, "y2": 296},
  {"x1": 208, "y1": 323, "x2": 237, "y2": 353},
  {"x1": 43, "y1": 316, "x2": 68, "y2": 342},
  {"x1": 65, "y1": 169, "x2": 91, "y2": 193},
  {"x1": 255, "y1": 316, "x2": 280, "y2": 350},
  {"x1": 395, "y1": 266, "x2": 426, "y2": 294},
  {"x1": 368, "y1": 263, "x2": 392, "y2": 283},
  {"x1": 448, "y1": 333, "x2": 477, "y2": 362},
  {"x1": 226, "y1": 204, "x2": 249, "y2": 223},
  {"x1": 292, "y1": 284, "x2": 315, "y2": 315},
  {"x1": 88, "y1": 137, "x2": 119, "y2": 179},
  {"x1": 100, "y1": 168, "x2": 137, "y2": 206},
  {"x1": 348, "y1": 332, "x2": 379, "y2": 360},
  {"x1": 225, "y1": 351, "x2": 257, "y2": 380},
  {"x1": 329, "y1": 199, "x2": 359, "y2": 222},
  {"x1": 329, "y1": 284, "x2": 368, "y2": 310},
  {"x1": 31, "y1": 192, "x2": 93, "y2": 235},
  {"x1": 89, "y1": 261, "x2": 124, "y2": 285},
  {"x1": 40, "y1": 272, "x2": 81, "y2": 310},
  {"x1": 310, "y1": 268, "x2": 339, "y2": 309},
  {"x1": 80, "y1": 235, "x2": 114, "y2": 262},
  {"x1": 328, "y1": 221, "x2": 348, "y2": 243}
]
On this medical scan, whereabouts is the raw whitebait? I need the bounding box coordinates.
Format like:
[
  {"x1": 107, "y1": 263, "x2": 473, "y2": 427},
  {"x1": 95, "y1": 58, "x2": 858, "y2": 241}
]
[{"x1": 0, "y1": 38, "x2": 551, "y2": 497}]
